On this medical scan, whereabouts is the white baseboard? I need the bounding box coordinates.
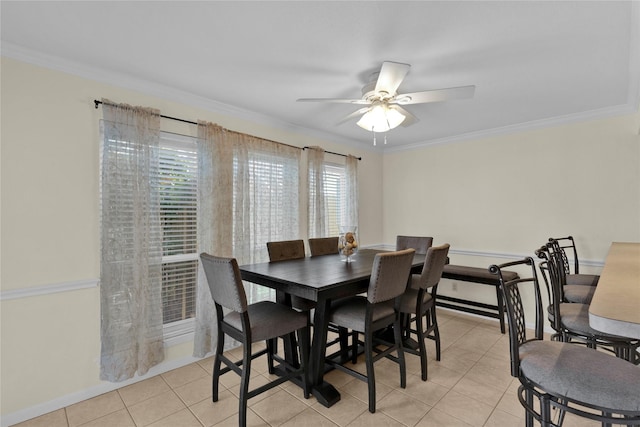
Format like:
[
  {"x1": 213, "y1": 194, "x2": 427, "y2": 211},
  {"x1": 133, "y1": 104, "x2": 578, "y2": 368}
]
[{"x1": 437, "y1": 306, "x2": 555, "y2": 336}]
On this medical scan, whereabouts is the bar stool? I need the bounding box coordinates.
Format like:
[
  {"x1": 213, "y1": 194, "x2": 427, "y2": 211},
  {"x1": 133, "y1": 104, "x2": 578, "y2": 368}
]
[
  {"x1": 398, "y1": 243, "x2": 449, "y2": 380},
  {"x1": 536, "y1": 243, "x2": 639, "y2": 364},
  {"x1": 200, "y1": 253, "x2": 310, "y2": 427},
  {"x1": 548, "y1": 236, "x2": 598, "y2": 303},
  {"x1": 325, "y1": 249, "x2": 415, "y2": 413},
  {"x1": 490, "y1": 257, "x2": 640, "y2": 426}
]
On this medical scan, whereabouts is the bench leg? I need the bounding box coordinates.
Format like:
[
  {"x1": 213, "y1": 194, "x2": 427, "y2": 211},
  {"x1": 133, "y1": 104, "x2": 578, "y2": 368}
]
[{"x1": 495, "y1": 286, "x2": 505, "y2": 334}]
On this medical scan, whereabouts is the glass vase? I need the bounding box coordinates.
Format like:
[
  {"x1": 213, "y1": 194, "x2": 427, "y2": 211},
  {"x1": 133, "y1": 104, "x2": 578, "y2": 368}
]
[{"x1": 338, "y1": 226, "x2": 359, "y2": 262}]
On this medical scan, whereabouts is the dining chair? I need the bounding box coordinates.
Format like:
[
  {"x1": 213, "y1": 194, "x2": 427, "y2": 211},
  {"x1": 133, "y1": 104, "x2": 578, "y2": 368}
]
[
  {"x1": 490, "y1": 257, "x2": 640, "y2": 426},
  {"x1": 266, "y1": 239, "x2": 306, "y2": 262},
  {"x1": 396, "y1": 235, "x2": 433, "y2": 254},
  {"x1": 398, "y1": 243, "x2": 449, "y2": 381},
  {"x1": 200, "y1": 253, "x2": 310, "y2": 427},
  {"x1": 266, "y1": 239, "x2": 349, "y2": 356},
  {"x1": 548, "y1": 236, "x2": 598, "y2": 303},
  {"x1": 267, "y1": 239, "x2": 314, "y2": 311},
  {"x1": 309, "y1": 236, "x2": 339, "y2": 256},
  {"x1": 395, "y1": 236, "x2": 442, "y2": 365},
  {"x1": 325, "y1": 248, "x2": 416, "y2": 413},
  {"x1": 536, "y1": 243, "x2": 639, "y2": 364}
]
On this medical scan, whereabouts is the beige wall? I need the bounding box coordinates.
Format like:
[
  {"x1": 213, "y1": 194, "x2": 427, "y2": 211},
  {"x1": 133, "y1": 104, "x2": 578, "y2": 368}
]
[
  {"x1": 383, "y1": 111, "x2": 640, "y2": 256},
  {"x1": 2, "y1": 56, "x2": 639, "y2": 423},
  {"x1": 0, "y1": 57, "x2": 381, "y2": 421},
  {"x1": 383, "y1": 110, "x2": 640, "y2": 304}
]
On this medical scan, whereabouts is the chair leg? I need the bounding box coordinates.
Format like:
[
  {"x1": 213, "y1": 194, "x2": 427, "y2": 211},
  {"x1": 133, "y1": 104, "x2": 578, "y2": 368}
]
[
  {"x1": 365, "y1": 329, "x2": 376, "y2": 413},
  {"x1": 238, "y1": 341, "x2": 252, "y2": 427},
  {"x1": 288, "y1": 331, "x2": 301, "y2": 368},
  {"x1": 555, "y1": 399, "x2": 566, "y2": 427},
  {"x1": 402, "y1": 314, "x2": 411, "y2": 341},
  {"x1": 266, "y1": 338, "x2": 276, "y2": 375},
  {"x1": 351, "y1": 330, "x2": 359, "y2": 364},
  {"x1": 297, "y1": 327, "x2": 311, "y2": 399},
  {"x1": 525, "y1": 388, "x2": 534, "y2": 427},
  {"x1": 540, "y1": 394, "x2": 552, "y2": 427},
  {"x1": 393, "y1": 315, "x2": 407, "y2": 389},
  {"x1": 416, "y1": 310, "x2": 428, "y2": 381},
  {"x1": 430, "y1": 308, "x2": 442, "y2": 361},
  {"x1": 351, "y1": 331, "x2": 358, "y2": 365},
  {"x1": 212, "y1": 330, "x2": 225, "y2": 402}
]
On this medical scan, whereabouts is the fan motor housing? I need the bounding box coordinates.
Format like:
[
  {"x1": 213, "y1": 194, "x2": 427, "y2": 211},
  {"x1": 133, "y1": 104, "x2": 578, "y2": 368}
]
[{"x1": 361, "y1": 82, "x2": 393, "y2": 102}]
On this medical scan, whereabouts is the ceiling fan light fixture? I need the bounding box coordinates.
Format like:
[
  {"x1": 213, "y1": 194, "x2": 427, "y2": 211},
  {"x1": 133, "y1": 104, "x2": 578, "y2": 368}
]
[{"x1": 356, "y1": 104, "x2": 405, "y2": 132}]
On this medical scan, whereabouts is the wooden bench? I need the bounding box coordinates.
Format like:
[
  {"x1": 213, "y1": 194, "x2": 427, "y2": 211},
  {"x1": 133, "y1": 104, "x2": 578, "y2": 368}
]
[{"x1": 438, "y1": 264, "x2": 519, "y2": 333}]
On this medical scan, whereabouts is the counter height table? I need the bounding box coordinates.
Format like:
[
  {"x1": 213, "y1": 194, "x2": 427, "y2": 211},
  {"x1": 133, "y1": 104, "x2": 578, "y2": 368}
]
[
  {"x1": 589, "y1": 242, "x2": 640, "y2": 339},
  {"x1": 239, "y1": 248, "x2": 425, "y2": 407}
]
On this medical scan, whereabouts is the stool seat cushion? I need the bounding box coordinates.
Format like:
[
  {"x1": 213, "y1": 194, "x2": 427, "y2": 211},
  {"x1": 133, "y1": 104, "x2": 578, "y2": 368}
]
[
  {"x1": 563, "y1": 285, "x2": 595, "y2": 304},
  {"x1": 566, "y1": 273, "x2": 599, "y2": 287},
  {"x1": 399, "y1": 288, "x2": 433, "y2": 313},
  {"x1": 328, "y1": 296, "x2": 394, "y2": 332},
  {"x1": 520, "y1": 340, "x2": 640, "y2": 411},
  {"x1": 224, "y1": 301, "x2": 308, "y2": 342},
  {"x1": 559, "y1": 303, "x2": 631, "y2": 341}
]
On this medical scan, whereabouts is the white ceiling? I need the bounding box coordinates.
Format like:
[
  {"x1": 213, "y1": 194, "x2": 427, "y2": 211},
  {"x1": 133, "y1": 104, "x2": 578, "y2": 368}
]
[{"x1": 2, "y1": 1, "x2": 638, "y2": 151}]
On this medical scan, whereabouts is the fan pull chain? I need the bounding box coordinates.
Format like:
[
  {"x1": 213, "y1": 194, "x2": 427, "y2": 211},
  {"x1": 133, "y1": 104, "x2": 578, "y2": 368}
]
[{"x1": 370, "y1": 130, "x2": 389, "y2": 146}]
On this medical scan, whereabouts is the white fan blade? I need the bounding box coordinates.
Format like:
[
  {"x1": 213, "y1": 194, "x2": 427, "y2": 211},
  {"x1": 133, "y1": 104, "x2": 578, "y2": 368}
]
[
  {"x1": 393, "y1": 85, "x2": 476, "y2": 105},
  {"x1": 374, "y1": 61, "x2": 411, "y2": 96},
  {"x1": 336, "y1": 107, "x2": 372, "y2": 125},
  {"x1": 297, "y1": 98, "x2": 371, "y2": 105},
  {"x1": 389, "y1": 105, "x2": 419, "y2": 127}
]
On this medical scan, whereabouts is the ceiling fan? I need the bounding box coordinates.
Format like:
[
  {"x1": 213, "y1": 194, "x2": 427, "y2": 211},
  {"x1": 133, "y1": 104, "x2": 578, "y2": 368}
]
[{"x1": 297, "y1": 61, "x2": 475, "y2": 133}]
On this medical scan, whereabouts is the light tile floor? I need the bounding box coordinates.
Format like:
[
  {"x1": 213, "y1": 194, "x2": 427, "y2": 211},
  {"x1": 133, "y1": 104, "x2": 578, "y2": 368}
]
[{"x1": 13, "y1": 310, "x2": 601, "y2": 427}]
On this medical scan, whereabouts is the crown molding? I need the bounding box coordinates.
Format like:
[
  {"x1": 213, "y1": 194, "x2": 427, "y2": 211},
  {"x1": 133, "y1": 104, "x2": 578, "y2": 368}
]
[
  {"x1": 3, "y1": 16, "x2": 638, "y2": 156},
  {"x1": 384, "y1": 102, "x2": 639, "y2": 154},
  {"x1": 1, "y1": 42, "x2": 369, "y2": 151}
]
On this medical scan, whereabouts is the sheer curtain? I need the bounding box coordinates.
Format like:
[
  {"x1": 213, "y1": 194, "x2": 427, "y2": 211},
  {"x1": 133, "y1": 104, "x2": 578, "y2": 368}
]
[
  {"x1": 307, "y1": 146, "x2": 327, "y2": 238},
  {"x1": 100, "y1": 100, "x2": 164, "y2": 382},
  {"x1": 345, "y1": 154, "x2": 359, "y2": 228},
  {"x1": 231, "y1": 133, "x2": 301, "y2": 265},
  {"x1": 231, "y1": 133, "x2": 301, "y2": 305},
  {"x1": 193, "y1": 124, "x2": 301, "y2": 357},
  {"x1": 193, "y1": 122, "x2": 233, "y2": 357}
]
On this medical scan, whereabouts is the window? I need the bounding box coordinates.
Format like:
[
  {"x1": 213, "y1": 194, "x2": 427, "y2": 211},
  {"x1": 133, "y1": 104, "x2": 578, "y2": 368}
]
[
  {"x1": 311, "y1": 162, "x2": 347, "y2": 237},
  {"x1": 232, "y1": 148, "x2": 300, "y2": 302},
  {"x1": 158, "y1": 135, "x2": 198, "y2": 326}
]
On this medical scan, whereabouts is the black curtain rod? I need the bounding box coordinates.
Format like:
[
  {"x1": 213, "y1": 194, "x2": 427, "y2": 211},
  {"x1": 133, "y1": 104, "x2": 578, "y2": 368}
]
[
  {"x1": 303, "y1": 147, "x2": 361, "y2": 161},
  {"x1": 95, "y1": 99, "x2": 197, "y2": 125},
  {"x1": 94, "y1": 99, "x2": 360, "y2": 160}
]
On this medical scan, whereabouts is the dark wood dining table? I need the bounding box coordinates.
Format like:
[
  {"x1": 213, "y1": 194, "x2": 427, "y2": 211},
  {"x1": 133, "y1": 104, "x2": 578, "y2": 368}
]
[{"x1": 239, "y1": 248, "x2": 425, "y2": 407}]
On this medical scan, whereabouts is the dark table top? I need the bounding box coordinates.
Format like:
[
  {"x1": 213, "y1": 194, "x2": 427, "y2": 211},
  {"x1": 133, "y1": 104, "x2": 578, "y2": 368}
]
[{"x1": 239, "y1": 248, "x2": 425, "y2": 302}]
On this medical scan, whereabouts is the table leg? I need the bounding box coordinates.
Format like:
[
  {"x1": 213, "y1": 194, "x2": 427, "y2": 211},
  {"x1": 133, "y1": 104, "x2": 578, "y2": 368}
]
[
  {"x1": 308, "y1": 297, "x2": 341, "y2": 407},
  {"x1": 276, "y1": 291, "x2": 299, "y2": 367}
]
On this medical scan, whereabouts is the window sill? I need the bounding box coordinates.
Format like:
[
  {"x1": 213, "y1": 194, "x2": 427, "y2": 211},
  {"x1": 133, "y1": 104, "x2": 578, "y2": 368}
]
[{"x1": 163, "y1": 318, "x2": 195, "y2": 347}]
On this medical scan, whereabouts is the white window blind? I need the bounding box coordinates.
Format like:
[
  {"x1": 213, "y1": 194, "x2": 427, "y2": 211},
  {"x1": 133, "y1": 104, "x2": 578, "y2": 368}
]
[
  {"x1": 323, "y1": 163, "x2": 347, "y2": 237},
  {"x1": 158, "y1": 135, "x2": 198, "y2": 325},
  {"x1": 232, "y1": 152, "x2": 300, "y2": 258},
  {"x1": 232, "y1": 148, "x2": 300, "y2": 302}
]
